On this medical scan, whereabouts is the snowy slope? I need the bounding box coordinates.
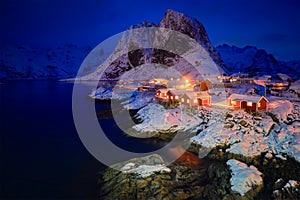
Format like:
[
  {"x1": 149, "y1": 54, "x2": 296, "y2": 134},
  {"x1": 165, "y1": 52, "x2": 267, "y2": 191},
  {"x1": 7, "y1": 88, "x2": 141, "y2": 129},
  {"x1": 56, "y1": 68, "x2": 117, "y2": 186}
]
[
  {"x1": 216, "y1": 44, "x2": 300, "y2": 80},
  {"x1": 0, "y1": 44, "x2": 92, "y2": 80}
]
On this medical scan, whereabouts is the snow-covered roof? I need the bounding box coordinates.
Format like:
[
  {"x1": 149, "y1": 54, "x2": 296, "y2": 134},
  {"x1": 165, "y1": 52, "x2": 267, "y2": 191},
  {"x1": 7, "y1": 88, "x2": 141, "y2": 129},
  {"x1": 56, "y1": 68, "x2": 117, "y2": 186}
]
[
  {"x1": 183, "y1": 91, "x2": 198, "y2": 99},
  {"x1": 168, "y1": 89, "x2": 186, "y2": 96},
  {"x1": 230, "y1": 72, "x2": 249, "y2": 77},
  {"x1": 157, "y1": 88, "x2": 169, "y2": 93},
  {"x1": 290, "y1": 79, "x2": 300, "y2": 93},
  {"x1": 228, "y1": 94, "x2": 268, "y2": 103},
  {"x1": 197, "y1": 91, "x2": 210, "y2": 98},
  {"x1": 277, "y1": 73, "x2": 291, "y2": 81}
]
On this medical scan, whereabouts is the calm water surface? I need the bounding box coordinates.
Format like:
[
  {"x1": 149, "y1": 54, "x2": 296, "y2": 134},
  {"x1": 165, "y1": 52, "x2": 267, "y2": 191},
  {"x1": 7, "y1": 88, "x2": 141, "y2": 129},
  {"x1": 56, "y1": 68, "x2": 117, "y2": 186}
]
[{"x1": 0, "y1": 80, "x2": 103, "y2": 199}]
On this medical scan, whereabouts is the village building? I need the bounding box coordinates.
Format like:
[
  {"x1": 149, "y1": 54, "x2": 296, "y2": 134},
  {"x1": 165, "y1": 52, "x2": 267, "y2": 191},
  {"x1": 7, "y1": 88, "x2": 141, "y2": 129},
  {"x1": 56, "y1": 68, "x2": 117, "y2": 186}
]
[
  {"x1": 156, "y1": 88, "x2": 211, "y2": 107},
  {"x1": 276, "y1": 73, "x2": 292, "y2": 83},
  {"x1": 181, "y1": 91, "x2": 211, "y2": 107},
  {"x1": 194, "y1": 79, "x2": 213, "y2": 91},
  {"x1": 166, "y1": 90, "x2": 185, "y2": 104},
  {"x1": 155, "y1": 89, "x2": 169, "y2": 102},
  {"x1": 228, "y1": 94, "x2": 268, "y2": 111}
]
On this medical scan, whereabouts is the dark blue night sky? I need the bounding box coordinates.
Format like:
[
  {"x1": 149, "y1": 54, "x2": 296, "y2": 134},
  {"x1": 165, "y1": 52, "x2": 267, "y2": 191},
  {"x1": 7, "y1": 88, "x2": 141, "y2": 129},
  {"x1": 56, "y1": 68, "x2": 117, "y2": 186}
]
[{"x1": 1, "y1": 0, "x2": 299, "y2": 61}]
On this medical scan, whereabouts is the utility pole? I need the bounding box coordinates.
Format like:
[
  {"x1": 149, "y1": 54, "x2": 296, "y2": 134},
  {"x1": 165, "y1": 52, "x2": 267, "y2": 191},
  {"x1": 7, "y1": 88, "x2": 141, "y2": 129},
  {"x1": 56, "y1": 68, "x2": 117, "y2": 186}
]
[{"x1": 264, "y1": 81, "x2": 267, "y2": 97}]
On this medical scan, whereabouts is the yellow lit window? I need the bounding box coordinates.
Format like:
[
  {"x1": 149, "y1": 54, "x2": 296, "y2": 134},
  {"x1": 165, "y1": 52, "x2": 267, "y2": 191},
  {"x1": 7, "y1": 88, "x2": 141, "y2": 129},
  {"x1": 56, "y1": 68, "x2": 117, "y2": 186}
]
[
  {"x1": 175, "y1": 96, "x2": 179, "y2": 100},
  {"x1": 171, "y1": 96, "x2": 173, "y2": 100},
  {"x1": 181, "y1": 98, "x2": 184, "y2": 103},
  {"x1": 258, "y1": 103, "x2": 261, "y2": 107},
  {"x1": 187, "y1": 99, "x2": 190, "y2": 103},
  {"x1": 231, "y1": 100, "x2": 236, "y2": 105},
  {"x1": 247, "y1": 102, "x2": 252, "y2": 106},
  {"x1": 194, "y1": 99, "x2": 198, "y2": 103}
]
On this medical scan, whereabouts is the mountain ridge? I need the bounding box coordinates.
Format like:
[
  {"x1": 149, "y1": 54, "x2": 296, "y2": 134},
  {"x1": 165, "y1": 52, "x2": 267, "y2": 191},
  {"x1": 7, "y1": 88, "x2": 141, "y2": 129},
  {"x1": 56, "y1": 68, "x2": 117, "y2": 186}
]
[{"x1": 216, "y1": 43, "x2": 300, "y2": 80}]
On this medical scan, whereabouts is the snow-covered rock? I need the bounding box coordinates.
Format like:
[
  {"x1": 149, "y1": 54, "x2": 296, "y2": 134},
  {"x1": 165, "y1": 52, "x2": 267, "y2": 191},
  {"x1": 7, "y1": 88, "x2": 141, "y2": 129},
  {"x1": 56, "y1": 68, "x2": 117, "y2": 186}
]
[
  {"x1": 89, "y1": 87, "x2": 113, "y2": 100},
  {"x1": 273, "y1": 180, "x2": 300, "y2": 199},
  {"x1": 120, "y1": 163, "x2": 171, "y2": 178},
  {"x1": 190, "y1": 105, "x2": 300, "y2": 163},
  {"x1": 133, "y1": 103, "x2": 201, "y2": 135},
  {"x1": 227, "y1": 159, "x2": 263, "y2": 196}
]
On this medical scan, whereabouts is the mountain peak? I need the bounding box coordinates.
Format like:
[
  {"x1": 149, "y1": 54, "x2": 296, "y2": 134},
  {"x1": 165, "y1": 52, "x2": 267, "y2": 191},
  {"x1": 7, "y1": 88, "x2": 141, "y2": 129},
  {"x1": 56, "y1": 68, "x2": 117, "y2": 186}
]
[
  {"x1": 164, "y1": 9, "x2": 186, "y2": 19},
  {"x1": 159, "y1": 9, "x2": 227, "y2": 73},
  {"x1": 131, "y1": 21, "x2": 156, "y2": 29}
]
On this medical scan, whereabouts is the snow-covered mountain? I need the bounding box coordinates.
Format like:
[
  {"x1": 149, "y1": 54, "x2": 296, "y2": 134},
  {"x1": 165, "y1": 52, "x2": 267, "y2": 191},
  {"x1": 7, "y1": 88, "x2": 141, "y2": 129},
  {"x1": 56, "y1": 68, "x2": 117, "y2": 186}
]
[
  {"x1": 158, "y1": 9, "x2": 227, "y2": 73},
  {"x1": 79, "y1": 9, "x2": 228, "y2": 81},
  {"x1": 216, "y1": 44, "x2": 300, "y2": 80},
  {"x1": 0, "y1": 44, "x2": 91, "y2": 80}
]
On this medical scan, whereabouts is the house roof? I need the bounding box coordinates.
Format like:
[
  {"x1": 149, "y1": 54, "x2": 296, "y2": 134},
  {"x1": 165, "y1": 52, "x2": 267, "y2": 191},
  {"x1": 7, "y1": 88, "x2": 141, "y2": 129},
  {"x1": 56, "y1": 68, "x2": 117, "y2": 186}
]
[
  {"x1": 197, "y1": 91, "x2": 210, "y2": 98},
  {"x1": 183, "y1": 91, "x2": 198, "y2": 99},
  {"x1": 157, "y1": 89, "x2": 169, "y2": 93},
  {"x1": 277, "y1": 73, "x2": 291, "y2": 81},
  {"x1": 228, "y1": 94, "x2": 268, "y2": 103},
  {"x1": 168, "y1": 89, "x2": 186, "y2": 96},
  {"x1": 290, "y1": 79, "x2": 300, "y2": 93}
]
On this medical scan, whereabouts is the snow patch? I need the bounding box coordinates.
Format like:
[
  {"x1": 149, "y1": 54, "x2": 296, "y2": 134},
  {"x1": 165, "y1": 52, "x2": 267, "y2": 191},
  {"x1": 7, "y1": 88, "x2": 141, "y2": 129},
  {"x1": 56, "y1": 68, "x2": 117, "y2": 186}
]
[
  {"x1": 269, "y1": 100, "x2": 293, "y2": 122},
  {"x1": 227, "y1": 159, "x2": 263, "y2": 196},
  {"x1": 120, "y1": 163, "x2": 171, "y2": 178}
]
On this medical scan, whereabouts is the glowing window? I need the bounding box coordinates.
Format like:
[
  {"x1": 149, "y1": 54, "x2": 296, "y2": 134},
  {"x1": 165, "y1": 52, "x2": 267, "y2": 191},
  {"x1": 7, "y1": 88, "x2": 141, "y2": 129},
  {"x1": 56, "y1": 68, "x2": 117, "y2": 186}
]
[
  {"x1": 187, "y1": 99, "x2": 190, "y2": 103},
  {"x1": 231, "y1": 100, "x2": 237, "y2": 105},
  {"x1": 194, "y1": 99, "x2": 198, "y2": 103},
  {"x1": 170, "y1": 96, "x2": 173, "y2": 100},
  {"x1": 247, "y1": 102, "x2": 252, "y2": 106},
  {"x1": 181, "y1": 98, "x2": 184, "y2": 103},
  {"x1": 175, "y1": 96, "x2": 179, "y2": 100},
  {"x1": 258, "y1": 103, "x2": 261, "y2": 107}
]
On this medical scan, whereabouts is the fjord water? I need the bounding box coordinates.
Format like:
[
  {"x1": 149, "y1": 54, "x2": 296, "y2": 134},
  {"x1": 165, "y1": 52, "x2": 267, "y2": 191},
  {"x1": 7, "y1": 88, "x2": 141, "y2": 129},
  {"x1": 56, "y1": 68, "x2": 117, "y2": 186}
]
[
  {"x1": 0, "y1": 80, "x2": 175, "y2": 199},
  {"x1": 0, "y1": 80, "x2": 105, "y2": 199}
]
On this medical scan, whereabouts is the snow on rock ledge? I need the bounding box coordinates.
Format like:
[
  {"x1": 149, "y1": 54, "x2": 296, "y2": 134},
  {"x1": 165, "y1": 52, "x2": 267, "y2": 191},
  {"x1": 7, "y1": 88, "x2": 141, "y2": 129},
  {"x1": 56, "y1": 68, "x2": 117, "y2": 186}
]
[
  {"x1": 120, "y1": 163, "x2": 171, "y2": 178},
  {"x1": 227, "y1": 159, "x2": 263, "y2": 196}
]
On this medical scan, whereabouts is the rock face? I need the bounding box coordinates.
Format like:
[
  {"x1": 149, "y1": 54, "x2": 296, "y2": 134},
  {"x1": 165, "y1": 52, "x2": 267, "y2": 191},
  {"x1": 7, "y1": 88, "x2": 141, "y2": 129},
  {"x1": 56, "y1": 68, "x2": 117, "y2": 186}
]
[
  {"x1": 98, "y1": 154, "x2": 241, "y2": 200},
  {"x1": 216, "y1": 44, "x2": 300, "y2": 79},
  {"x1": 273, "y1": 180, "x2": 300, "y2": 200}
]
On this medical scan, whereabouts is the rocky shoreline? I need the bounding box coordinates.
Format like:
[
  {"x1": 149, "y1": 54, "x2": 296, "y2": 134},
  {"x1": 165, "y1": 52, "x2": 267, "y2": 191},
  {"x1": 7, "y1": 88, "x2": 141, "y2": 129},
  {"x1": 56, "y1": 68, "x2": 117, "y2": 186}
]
[{"x1": 96, "y1": 100, "x2": 300, "y2": 199}]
